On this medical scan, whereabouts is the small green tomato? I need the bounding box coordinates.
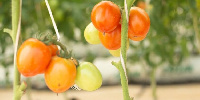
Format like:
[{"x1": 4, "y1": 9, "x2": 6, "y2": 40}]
[
  {"x1": 75, "y1": 62, "x2": 102, "y2": 91},
  {"x1": 84, "y1": 22, "x2": 101, "y2": 44},
  {"x1": 109, "y1": 48, "x2": 121, "y2": 57}
]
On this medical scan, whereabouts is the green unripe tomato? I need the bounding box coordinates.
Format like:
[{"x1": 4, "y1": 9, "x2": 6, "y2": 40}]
[
  {"x1": 84, "y1": 22, "x2": 101, "y2": 44},
  {"x1": 75, "y1": 62, "x2": 102, "y2": 91},
  {"x1": 109, "y1": 40, "x2": 130, "y2": 57},
  {"x1": 109, "y1": 48, "x2": 121, "y2": 57}
]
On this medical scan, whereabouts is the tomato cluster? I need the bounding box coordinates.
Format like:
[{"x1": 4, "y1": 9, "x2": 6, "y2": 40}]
[
  {"x1": 84, "y1": 1, "x2": 150, "y2": 57},
  {"x1": 17, "y1": 38, "x2": 102, "y2": 93}
]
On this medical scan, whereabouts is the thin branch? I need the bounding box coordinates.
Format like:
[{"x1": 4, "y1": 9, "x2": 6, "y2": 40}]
[
  {"x1": 14, "y1": 2, "x2": 21, "y2": 75},
  {"x1": 3, "y1": 28, "x2": 12, "y2": 35}
]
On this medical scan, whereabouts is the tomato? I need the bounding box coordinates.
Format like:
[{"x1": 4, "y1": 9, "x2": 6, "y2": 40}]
[
  {"x1": 84, "y1": 22, "x2": 101, "y2": 44},
  {"x1": 45, "y1": 56, "x2": 76, "y2": 93},
  {"x1": 109, "y1": 40, "x2": 129, "y2": 57},
  {"x1": 91, "y1": 1, "x2": 121, "y2": 33},
  {"x1": 128, "y1": 7, "x2": 150, "y2": 41},
  {"x1": 109, "y1": 48, "x2": 121, "y2": 57},
  {"x1": 136, "y1": 1, "x2": 146, "y2": 9},
  {"x1": 130, "y1": 35, "x2": 146, "y2": 41},
  {"x1": 17, "y1": 38, "x2": 51, "y2": 77},
  {"x1": 75, "y1": 62, "x2": 102, "y2": 91},
  {"x1": 99, "y1": 25, "x2": 121, "y2": 50},
  {"x1": 47, "y1": 44, "x2": 59, "y2": 56}
]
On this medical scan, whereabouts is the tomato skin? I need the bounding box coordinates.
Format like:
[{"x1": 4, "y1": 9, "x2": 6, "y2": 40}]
[
  {"x1": 17, "y1": 38, "x2": 51, "y2": 77},
  {"x1": 45, "y1": 56, "x2": 76, "y2": 93},
  {"x1": 47, "y1": 44, "x2": 59, "y2": 56},
  {"x1": 91, "y1": 1, "x2": 121, "y2": 33},
  {"x1": 128, "y1": 7, "x2": 150, "y2": 40},
  {"x1": 75, "y1": 62, "x2": 102, "y2": 91},
  {"x1": 84, "y1": 22, "x2": 101, "y2": 44},
  {"x1": 131, "y1": 35, "x2": 146, "y2": 41},
  {"x1": 99, "y1": 25, "x2": 121, "y2": 50}
]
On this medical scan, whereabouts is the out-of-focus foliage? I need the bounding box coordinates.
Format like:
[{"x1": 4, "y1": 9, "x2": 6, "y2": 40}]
[
  {"x1": 0, "y1": 0, "x2": 123, "y2": 42},
  {"x1": 0, "y1": 0, "x2": 123, "y2": 41},
  {"x1": 0, "y1": 0, "x2": 199, "y2": 86},
  {"x1": 129, "y1": 0, "x2": 200, "y2": 68},
  {"x1": 0, "y1": 0, "x2": 123, "y2": 63}
]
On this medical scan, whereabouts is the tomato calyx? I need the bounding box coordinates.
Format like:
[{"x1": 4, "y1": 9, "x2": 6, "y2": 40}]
[
  {"x1": 43, "y1": 35, "x2": 80, "y2": 66},
  {"x1": 51, "y1": 40, "x2": 71, "y2": 58},
  {"x1": 36, "y1": 34, "x2": 79, "y2": 67},
  {"x1": 38, "y1": 35, "x2": 69, "y2": 58}
]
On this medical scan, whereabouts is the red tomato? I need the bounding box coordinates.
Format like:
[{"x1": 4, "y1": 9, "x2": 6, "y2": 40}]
[
  {"x1": 45, "y1": 56, "x2": 76, "y2": 93},
  {"x1": 128, "y1": 7, "x2": 150, "y2": 41},
  {"x1": 47, "y1": 44, "x2": 59, "y2": 56},
  {"x1": 91, "y1": 1, "x2": 121, "y2": 33},
  {"x1": 17, "y1": 38, "x2": 51, "y2": 77},
  {"x1": 99, "y1": 25, "x2": 121, "y2": 50}
]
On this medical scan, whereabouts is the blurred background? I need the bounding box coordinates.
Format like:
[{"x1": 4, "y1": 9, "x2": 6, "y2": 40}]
[{"x1": 0, "y1": 0, "x2": 200, "y2": 100}]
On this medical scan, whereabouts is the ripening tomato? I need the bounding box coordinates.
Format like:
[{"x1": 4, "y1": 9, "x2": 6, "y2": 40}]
[
  {"x1": 45, "y1": 56, "x2": 76, "y2": 93},
  {"x1": 84, "y1": 22, "x2": 101, "y2": 44},
  {"x1": 99, "y1": 25, "x2": 121, "y2": 50},
  {"x1": 109, "y1": 40, "x2": 129, "y2": 57},
  {"x1": 17, "y1": 38, "x2": 51, "y2": 77},
  {"x1": 136, "y1": 1, "x2": 146, "y2": 9},
  {"x1": 75, "y1": 62, "x2": 102, "y2": 91},
  {"x1": 91, "y1": 1, "x2": 121, "y2": 33},
  {"x1": 131, "y1": 35, "x2": 146, "y2": 41},
  {"x1": 128, "y1": 7, "x2": 150, "y2": 41},
  {"x1": 47, "y1": 44, "x2": 59, "y2": 56}
]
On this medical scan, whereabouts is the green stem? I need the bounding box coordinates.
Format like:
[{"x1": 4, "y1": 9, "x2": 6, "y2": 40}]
[
  {"x1": 26, "y1": 78, "x2": 32, "y2": 100},
  {"x1": 51, "y1": 40, "x2": 70, "y2": 58},
  {"x1": 12, "y1": 0, "x2": 20, "y2": 42},
  {"x1": 12, "y1": 0, "x2": 27, "y2": 100},
  {"x1": 114, "y1": 0, "x2": 135, "y2": 100},
  {"x1": 150, "y1": 67, "x2": 157, "y2": 100},
  {"x1": 192, "y1": 13, "x2": 200, "y2": 53},
  {"x1": 121, "y1": 0, "x2": 135, "y2": 62}
]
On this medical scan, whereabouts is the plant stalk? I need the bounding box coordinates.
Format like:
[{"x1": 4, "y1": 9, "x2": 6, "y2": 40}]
[
  {"x1": 192, "y1": 13, "x2": 200, "y2": 53},
  {"x1": 112, "y1": 0, "x2": 135, "y2": 100},
  {"x1": 12, "y1": 0, "x2": 27, "y2": 99},
  {"x1": 150, "y1": 67, "x2": 157, "y2": 100},
  {"x1": 12, "y1": 0, "x2": 21, "y2": 98}
]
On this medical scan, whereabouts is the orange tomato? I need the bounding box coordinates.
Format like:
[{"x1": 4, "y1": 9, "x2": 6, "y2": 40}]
[
  {"x1": 137, "y1": 1, "x2": 146, "y2": 9},
  {"x1": 17, "y1": 38, "x2": 51, "y2": 77},
  {"x1": 130, "y1": 35, "x2": 146, "y2": 41},
  {"x1": 47, "y1": 44, "x2": 59, "y2": 56},
  {"x1": 45, "y1": 56, "x2": 76, "y2": 93},
  {"x1": 99, "y1": 25, "x2": 121, "y2": 50},
  {"x1": 91, "y1": 1, "x2": 121, "y2": 33},
  {"x1": 128, "y1": 7, "x2": 150, "y2": 41}
]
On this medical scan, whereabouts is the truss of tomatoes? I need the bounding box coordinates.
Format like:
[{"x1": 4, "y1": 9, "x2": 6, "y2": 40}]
[
  {"x1": 84, "y1": 1, "x2": 150, "y2": 57},
  {"x1": 17, "y1": 38, "x2": 102, "y2": 93}
]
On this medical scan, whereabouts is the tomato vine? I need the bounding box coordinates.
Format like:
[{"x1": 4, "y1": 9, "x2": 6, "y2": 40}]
[
  {"x1": 4, "y1": 0, "x2": 27, "y2": 99},
  {"x1": 111, "y1": 0, "x2": 135, "y2": 100}
]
